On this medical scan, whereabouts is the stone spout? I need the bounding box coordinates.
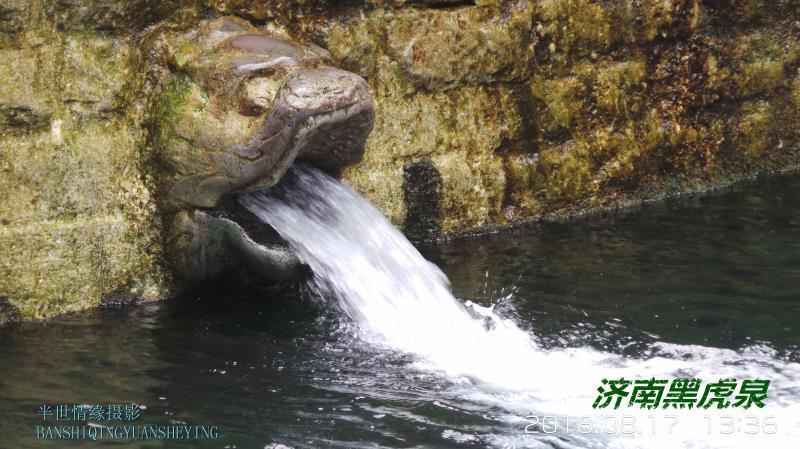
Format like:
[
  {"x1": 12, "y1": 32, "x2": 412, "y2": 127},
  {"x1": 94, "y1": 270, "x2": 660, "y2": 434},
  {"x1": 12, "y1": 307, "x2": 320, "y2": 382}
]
[{"x1": 152, "y1": 17, "x2": 375, "y2": 285}]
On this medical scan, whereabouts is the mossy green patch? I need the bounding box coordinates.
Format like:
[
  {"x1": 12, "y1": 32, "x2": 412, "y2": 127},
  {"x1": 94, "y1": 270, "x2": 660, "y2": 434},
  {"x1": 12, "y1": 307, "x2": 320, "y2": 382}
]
[
  {"x1": 732, "y1": 31, "x2": 800, "y2": 97},
  {"x1": 731, "y1": 101, "x2": 777, "y2": 158},
  {"x1": 590, "y1": 59, "x2": 647, "y2": 116},
  {"x1": 531, "y1": 76, "x2": 587, "y2": 133},
  {"x1": 536, "y1": 0, "x2": 613, "y2": 57}
]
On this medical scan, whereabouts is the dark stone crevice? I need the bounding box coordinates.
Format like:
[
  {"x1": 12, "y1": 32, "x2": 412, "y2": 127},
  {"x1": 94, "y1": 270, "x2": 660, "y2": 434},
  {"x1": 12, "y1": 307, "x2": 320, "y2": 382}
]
[
  {"x1": 411, "y1": 0, "x2": 477, "y2": 10},
  {"x1": 0, "y1": 4, "x2": 23, "y2": 34},
  {"x1": 211, "y1": 196, "x2": 286, "y2": 248},
  {"x1": 403, "y1": 159, "x2": 442, "y2": 241},
  {"x1": 0, "y1": 105, "x2": 51, "y2": 132},
  {"x1": 0, "y1": 296, "x2": 21, "y2": 327}
]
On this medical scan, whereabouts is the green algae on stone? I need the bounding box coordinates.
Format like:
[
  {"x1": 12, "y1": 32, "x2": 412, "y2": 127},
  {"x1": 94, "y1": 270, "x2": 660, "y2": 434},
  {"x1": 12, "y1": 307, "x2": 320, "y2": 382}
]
[
  {"x1": 794, "y1": 73, "x2": 800, "y2": 107},
  {"x1": 384, "y1": 2, "x2": 536, "y2": 89},
  {"x1": 731, "y1": 31, "x2": 800, "y2": 97},
  {"x1": 590, "y1": 59, "x2": 647, "y2": 117},
  {"x1": 2, "y1": 0, "x2": 800, "y2": 320},
  {"x1": 530, "y1": 139, "x2": 597, "y2": 206},
  {"x1": 731, "y1": 100, "x2": 778, "y2": 158},
  {"x1": 325, "y1": 1, "x2": 536, "y2": 90},
  {"x1": 536, "y1": 0, "x2": 614, "y2": 58},
  {"x1": 0, "y1": 11, "x2": 166, "y2": 320},
  {"x1": 530, "y1": 76, "x2": 587, "y2": 133},
  {"x1": 318, "y1": 0, "x2": 800, "y2": 232},
  {"x1": 342, "y1": 161, "x2": 407, "y2": 228},
  {"x1": 341, "y1": 59, "x2": 522, "y2": 233}
]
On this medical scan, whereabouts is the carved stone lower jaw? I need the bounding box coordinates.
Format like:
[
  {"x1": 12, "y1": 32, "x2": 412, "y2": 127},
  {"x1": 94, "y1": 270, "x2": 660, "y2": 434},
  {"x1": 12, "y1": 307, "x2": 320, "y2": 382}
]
[{"x1": 166, "y1": 208, "x2": 307, "y2": 286}]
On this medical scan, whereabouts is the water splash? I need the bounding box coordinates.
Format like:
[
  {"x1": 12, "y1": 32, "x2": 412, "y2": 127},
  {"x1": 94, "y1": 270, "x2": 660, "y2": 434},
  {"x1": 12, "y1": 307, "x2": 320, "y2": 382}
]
[{"x1": 240, "y1": 165, "x2": 800, "y2": 449}]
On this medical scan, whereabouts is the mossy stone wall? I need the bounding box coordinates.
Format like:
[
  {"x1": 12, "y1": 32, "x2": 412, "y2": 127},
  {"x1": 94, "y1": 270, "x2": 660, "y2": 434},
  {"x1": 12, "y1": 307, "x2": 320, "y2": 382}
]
[
  {"x1": 1, "y1": 0, "x2": 799, "y2": 320},
  {"x1": 0, "y1": 0, "x2": 184, "y2": 319}
]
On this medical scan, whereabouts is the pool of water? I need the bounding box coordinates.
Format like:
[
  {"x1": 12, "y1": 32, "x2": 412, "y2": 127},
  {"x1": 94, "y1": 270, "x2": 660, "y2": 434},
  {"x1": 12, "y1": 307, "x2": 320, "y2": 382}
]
[{"x1": 1, "y1": 172, "x2": 799, "y2": 449}]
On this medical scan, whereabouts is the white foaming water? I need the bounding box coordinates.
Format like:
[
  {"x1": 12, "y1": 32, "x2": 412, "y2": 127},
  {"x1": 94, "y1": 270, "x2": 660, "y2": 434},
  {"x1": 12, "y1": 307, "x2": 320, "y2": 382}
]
[{"x1": 241, "y1": 165, "x2": 800, "y2": 449}]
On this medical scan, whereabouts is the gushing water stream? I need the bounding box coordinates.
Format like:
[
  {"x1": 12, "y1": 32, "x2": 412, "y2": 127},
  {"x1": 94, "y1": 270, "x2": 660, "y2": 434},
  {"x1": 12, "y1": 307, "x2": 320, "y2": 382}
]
[{"x1": 240, "y1": 165, "x2": 800, "y2": 449}]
